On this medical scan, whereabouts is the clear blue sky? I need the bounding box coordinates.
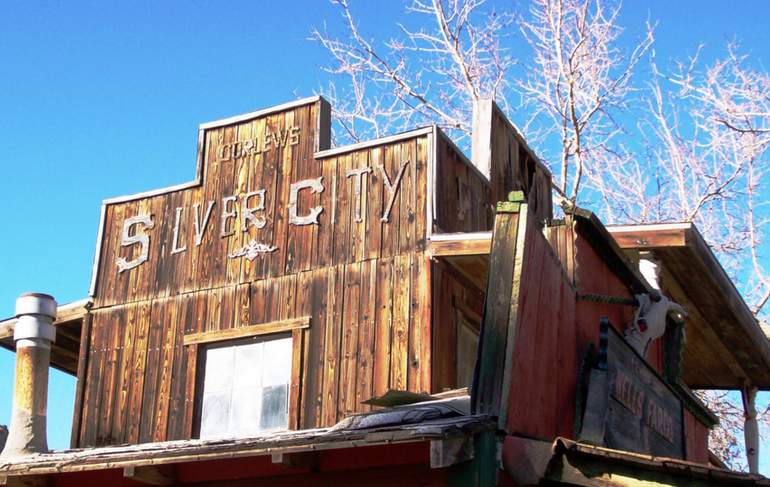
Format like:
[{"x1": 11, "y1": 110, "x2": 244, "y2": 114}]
[{"x1": 0, "y1": 0, "x2": 768, "y2": 469}]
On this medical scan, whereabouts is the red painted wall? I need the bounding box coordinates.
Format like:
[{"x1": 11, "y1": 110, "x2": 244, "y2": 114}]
[{"x1": 505, "y1": 219, "x2": 673, "y2": 444}]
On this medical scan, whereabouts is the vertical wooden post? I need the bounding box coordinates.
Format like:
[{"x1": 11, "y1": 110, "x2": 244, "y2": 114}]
[
  {"x1": 471, "y1": 99, "x2": 493, "y2": 181},
  {"x1": 472, "y1": 191, "x2": 528, "y2": 432},
  {"x1": 742, "y1": 384, "x2": 759, "y2": 474}
]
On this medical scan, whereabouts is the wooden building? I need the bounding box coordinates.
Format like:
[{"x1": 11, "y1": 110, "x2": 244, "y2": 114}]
[{"x1": 1, "y1": 97, "x2": 769, "y2": 486}]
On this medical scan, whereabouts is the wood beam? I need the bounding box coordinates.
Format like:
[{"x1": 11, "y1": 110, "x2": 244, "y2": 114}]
[
  {"x1": 427, "y1": 233, "x2": 491, "y2": 257},
  {"x1": 183, "y1": 316, "x2": 310, "y2": 346},
  {"x1": 609, "y1": 225, "x2": 688, "y2": 249}
]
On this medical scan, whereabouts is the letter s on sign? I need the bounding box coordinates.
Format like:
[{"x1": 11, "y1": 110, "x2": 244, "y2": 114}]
[{"x1": 115, "y1": 214, "x2": 155, "y2": 273}]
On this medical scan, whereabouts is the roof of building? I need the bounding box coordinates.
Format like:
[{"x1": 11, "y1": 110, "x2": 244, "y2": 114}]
[
  {"x1": 609, "y1": 222, "x2": 770, "y2": 390},
  {"x1": 505, "y1": 435, "x2": 770, "y2": 486},
  {"x1": 0, "y1": 397, "x2": 489, "y2": 478}
]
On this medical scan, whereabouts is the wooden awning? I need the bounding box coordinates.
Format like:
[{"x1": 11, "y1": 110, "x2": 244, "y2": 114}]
[
  {"x1": 0, "y1": 412, "x2": 494, "y2": 485},
  {"x1": 608, "y1": 223, "x2": 770, "y2": 390},
  {"x1": 0, "y1": 298, "x2": 90, "y2": 375},
  {"x1": 503, "y1": 435, "x2": 770, "y2": 486}
]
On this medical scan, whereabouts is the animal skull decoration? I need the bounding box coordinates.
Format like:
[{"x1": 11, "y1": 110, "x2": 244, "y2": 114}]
[{"x1": 624, "y1": 292, "x2": 687, "y2": 358}]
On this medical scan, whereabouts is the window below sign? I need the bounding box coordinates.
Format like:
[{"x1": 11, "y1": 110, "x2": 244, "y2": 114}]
[{"x1": 198, "y1": 334, "x2": 292, "y2": 439}]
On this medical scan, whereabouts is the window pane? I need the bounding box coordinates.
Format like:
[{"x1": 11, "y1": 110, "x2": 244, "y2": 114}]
[
  {"x1": 200, "y1": 391, "x2": 230, "y2": 439},
  {"x1": 234, "y1": 341, "x2": 263, "y2": 389},
  {"x1": 260, "y1": 384, "x2": 288, "y2": 431},
  {"x1": 199, "y1": 335, "x2": 292, "y2": 439},
  {"x1": 230, "y1": 387, "x2": 262, "y2": 436},
  {"x1": 262, "y1": 337, "x2": 292, "y2": 387},
  {"x1": 204, "y1": 346, "x2": 234, "y2": 393},
  {"x1": 457, "y1": 321, "x2": 478, "y2": 389}
]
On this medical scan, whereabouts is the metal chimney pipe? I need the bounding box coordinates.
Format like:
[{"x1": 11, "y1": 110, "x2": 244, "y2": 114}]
[{"x1": 0, "y1": 293, "x2": 56, "y2": 457}]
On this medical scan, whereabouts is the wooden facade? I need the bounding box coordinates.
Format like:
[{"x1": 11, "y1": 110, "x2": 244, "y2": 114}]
[
  {"x1": 74, "y1": 97, "x2": 504, "y2": 447},
  {"x1": 3, "y1": 96, "x2": 770, "y2": 486}
]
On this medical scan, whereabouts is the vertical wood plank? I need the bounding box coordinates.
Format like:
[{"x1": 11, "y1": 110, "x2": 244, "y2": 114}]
[{"x1": 339, "y1": 261, "x2": 362, "y2": 417}]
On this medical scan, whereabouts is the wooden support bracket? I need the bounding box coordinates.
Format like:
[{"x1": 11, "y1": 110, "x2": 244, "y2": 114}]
[
  {"x1": 270, "y1": 451, "x2": 319, "y2": 470},
  {"x1": 430, "y1": 436, "x2": 475, "y2": 469},
  {"x1": 123, "y1": 465, "x2": 176, "y2": 486}
]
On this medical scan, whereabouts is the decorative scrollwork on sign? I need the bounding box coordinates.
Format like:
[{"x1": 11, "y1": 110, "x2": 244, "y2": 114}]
[{"x1": 228, "y1": 239, "x2": 278, "y2": 261}]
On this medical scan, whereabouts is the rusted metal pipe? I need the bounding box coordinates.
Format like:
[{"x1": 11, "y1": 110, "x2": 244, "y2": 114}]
[{"x1": 0, "y1": 293, "x2": 56, "y2": 458}]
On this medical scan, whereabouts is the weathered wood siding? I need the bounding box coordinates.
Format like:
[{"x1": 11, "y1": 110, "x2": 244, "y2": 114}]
[
  {"x1": 684, "y1": 408, "x2": 710, "y2": 464},
  {"x1": 433, "y1": 131, "x2": 492, "y2": 234},
  {"x1": 488, "y1": 104, "x2": 552, "y2": 224},
  {"x1": 80, "y1": 99, "x2": 439, "y2": 447}
]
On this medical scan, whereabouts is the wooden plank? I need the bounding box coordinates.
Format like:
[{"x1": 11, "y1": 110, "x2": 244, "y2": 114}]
[
  {"x1": 321, "y1": 265, "x2": 345, "y2": 426},
  {"x1": 339, "y1": 262, "x2": 362, "y2": 418},
  {"x1": 409, "y1": 254, "x2": 431, "y2": 393},
  {"x1": 415, "y1": 138, "x2": 428, "y2": 249},
  {"x1": 355, "y1": 260, "x2": 377, "y2": 411},
  {"x1": 166, "y1": 293, "x2": 194, "y2": 441},
  {"x1": 125, "y1": 302, "x2": 152, "y2": 444},
  {"x1": 181, "y1": 342, "x2": 198, "y2": 440},
  {"x1": 508, "y1": 216, "x2": 546, "y2": 436},
  {"x1": 152, "y1": 301, "x2": 180, "y2": 442},
  {"x1": 610, "y1": 227, "x2": 688, "y2": 249},
  {"x1": 96, "y1": 306, "x2": 122, "y2": 445},
  {"x1": 398, "y1": 140, "x2": 415, "y2": 254},
  {"x1": 380, "y1": 145, "x2": 399, "y2": 257},
  {"x1": 138, "y1": 300, "x2": 166, "y2": 443},
  {"x1": 373, "y1": 258, "x2": 394, "y2": 396},
  {"x1": 295, "y1": 270, "x2": 315, "y2": 428},
  {"x1": 473, "y1": 204, "x2": 520, "y2": 416},
  {"x1": 110, "y1": 304, "x2": 137, "y2": 443},
  {"x1": 390, "y1": 253, "x2": 411, "y2": 392},
  {"x1": 302, "y1": 268, "x2": 329, "y2": 429},
  {"x1": 365, "y1": 147, "x2": 384, "y2": 260},
  {"x1": 78, "y1": 311, "x2": 106, "y2": 446},
  {"x1": 289, "y1": 328, "x2": 304, "y2": 430},
  {"x1": 182, "y1": 316, "x2": 310, "y2": 346}
]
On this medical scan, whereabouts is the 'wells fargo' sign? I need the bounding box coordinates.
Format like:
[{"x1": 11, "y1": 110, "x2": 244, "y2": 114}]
[
  {"x1": 579, "y1": 320, "x2": 685, "y2": 459},
  {"x1": 89, "y1": 96, "x2": 429, "y2": 307}
]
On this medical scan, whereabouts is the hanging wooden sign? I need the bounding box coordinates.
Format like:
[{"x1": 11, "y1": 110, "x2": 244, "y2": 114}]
[{"x1": 579, "y1": 319, "x2": 685, "y2": 459}]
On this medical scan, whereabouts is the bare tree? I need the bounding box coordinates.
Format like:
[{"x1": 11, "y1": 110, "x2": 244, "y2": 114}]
[
  {"x1": 644, "y1": 47, "x2": 770, "y2": 470},
  {"x1": 593, "y1": 44, "x2": 770, "y2": 322},
  {"x1": 517, "y1": 0, "x2": 653, "y2": 203},
  {"x1": 311, "y1": 0, "x2": 515, "y2": 144},
  {"x1": 313, "y1": 0, "x2": 769, "y2": 470}
]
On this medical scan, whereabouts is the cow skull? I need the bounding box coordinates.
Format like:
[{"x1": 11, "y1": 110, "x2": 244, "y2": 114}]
[{"x1": 624, "y1": 292, "x2": 687, "y2": 357}]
